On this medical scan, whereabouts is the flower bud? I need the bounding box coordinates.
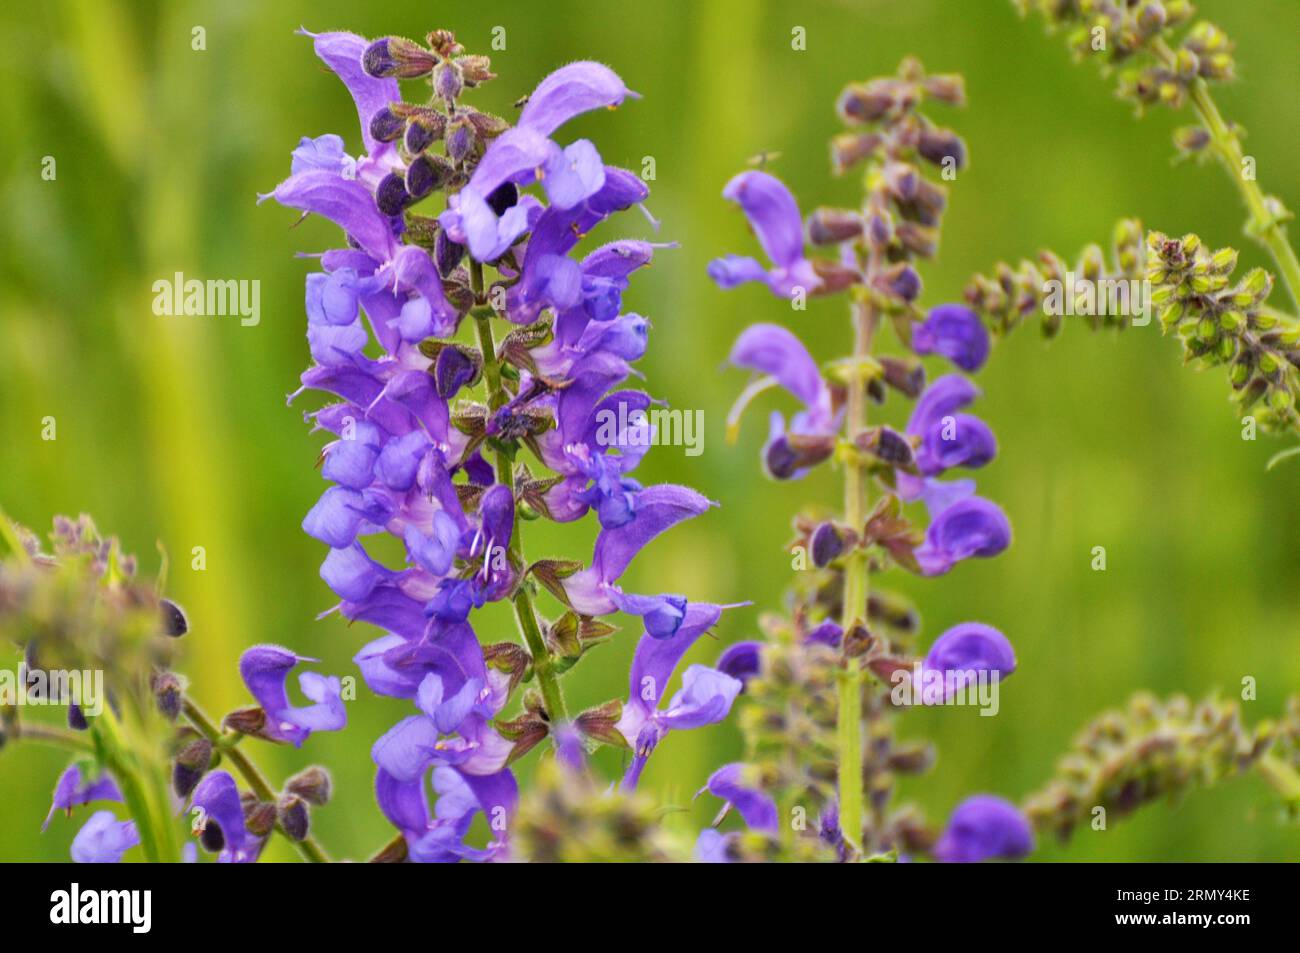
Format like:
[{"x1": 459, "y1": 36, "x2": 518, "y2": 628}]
[
  {"x1": 807, "y1": 207, "x2": 864, "y2": 246},
  {"x1": 879, "y1": 356, "x2": 926, "y2": 398},
  {"x1": 445, "y1": 118, "x2": 476, "y2": 165},
  {"x1": 876, "y1": 262, "x2": 922, "y2": 303},
  {"x1": 434, "y1": 59, "x2": 465, "y2": 104},
  {"x1": 277, "y1": 793, "x2": 310, "y2": 841},
  {"x1": 242, "y1": 795, "x2": 277, "y2": 838},
  {"x1": 810, "y1": 522, "x2": 846, "y2": 568},
  {"x1": 285, "y1": 766, "x2": 333, "y2": 806},
  {"x1": 434, "y1": 229, "x2": 466, "y2": 278},
  {"x1": 575, "y1": 699, "x2": 628, "y2": 748},
  {"x1": 375, "y1": 173, "x2": 413, "y2": 216},
  {"x1": 830, "y1": 132, "x2": 882, "y2": 175},
  {"x1": 917, "y1": 126, "x2": 966, "y2": 170},
  {"x1": 837, "y1": 79, "x2": 901, "y2": 124},
  {"x1": 457, "y1": 54, "x2": 496, "y2": 87},
  {"x1": 152, "y1": 670, "x2": 183, "y2": 721},
  {"x1": 172, "y1": 737, "x2": 212, "y2": 798},
  {"x1": 405, "y1": 153, "x2": 454, "y2": 200},
  {"x1": 434, "y1": 344, "x2": 483, "y2": 399},
  {"x1": 369, "y1": 107, "x2": 406, "y2": 144},
  {"x1": 159, "y1": 598, "x2": 188, "y2": 637},
  {"x1": 362, "y1": 36, "x2": 437, "y2": 79},
  {"x1": 1173, "y1": 124, "x2": 1210, "y2": 154}
]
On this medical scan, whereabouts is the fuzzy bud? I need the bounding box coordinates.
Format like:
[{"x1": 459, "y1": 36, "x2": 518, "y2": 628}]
[
  {"x1": 363, "y1": 37, "x2": 437, "y2": 79},
  {"x1": 172, "y1": 738, "x2": 212, "y2": 798},
  {"x1": 810, "y1": 522, "x2": 846, "y2": 568},
  {"x1": 152, "y1": 670, "x2": 183, "y2": 721},
  {"x1": 807, "y1": 207, "x2": 865, "y2": 246},
  {"x1": 159, "y1": 598, "x2": 188, "y2": 637},
  {"x1": 285, "y1": 766, "x2": 333, "y2": 806},
  {"x1": 277, "y1": 793, "x2": 311, "y2": 841}
]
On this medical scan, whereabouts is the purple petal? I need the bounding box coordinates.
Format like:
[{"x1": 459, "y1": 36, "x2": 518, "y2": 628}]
[
  {"x1": 916, "y1": 496, "x2": 1012, "y2": 576},
  {"x1": 306, "y1": 31, "x2": 401, "y2": 156},
  {"x1": 519, "y1": 62, "x2": 633, "y2": 136},
  {"x1": 913, "y1": 304, "x2": 990, "y2": 372},
  {"x1": 44, "y1": 766, "x2": 123, "y2": 831},
  {"x1": 700, "y1": 763, "x2": 778, "y2": 832},
  {"x1": 70, "y1": 811, "x2": 139, "y2": 864},
  {"x1": 922, "y1": 622, "x2": 1016, "y2": 699},
  {"x1": 716, "y1": 640, "x2": 763, "y2": 689},
  {"x1": 621, "y1": 602, "x2": 724, "y2": 724},
  {"x1": 659, "y1": 664, "x2": 742, "y2": 731},
  {"x1": 721, "y1": 171, "x2": 806, "y2": 270},
  {"x1": 238, "y1": 645, "x2": 347, "y2": 745},
  {"x1": 730, "y1": 323, "x2": 830, "y2": 420},
  {"x1": 191, "y1": 771, "x2": 259, "y2": 863},
  {"x1": 270, "y1": 169, "x2": 397, "y2": 263},
  {"x1": 934, "y1": 795, "x2": 1034, "y2": 863}
]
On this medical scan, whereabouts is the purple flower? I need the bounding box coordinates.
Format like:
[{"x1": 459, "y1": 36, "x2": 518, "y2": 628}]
[
  {"x1": 191, "y1": 771, "x2": 262, "y2": 863},
  {"x1": 716, "y1": 640, "x2": 763, "y2": 690},
  {"x1": 896, "y1": 374, "x2": 996, "y2": 508},
  {"x1": 70, "y1": 811, "x2": 139, "y2": 864},
  {"x1": 709, "y1": 171, "x2": 820, "y2": 298},
  {"x1": 43, "y1": 765, "x2": 123, "y2": 831},
  {"x1": 915, "y1": 496, "x2": 1012, "y2": 576},
  {"x1": 728, "y1": 323, "x2": 837, "y2": 480},
  {"x1": 239, "y1": 645, "x2": 347, "y2": 746},
  {"x1": 560, "y1": 484, "x2": 716, "y2": 615},
  {"x1": 912, "y1": 303, "x2": 990, "y2": 372},
  {"x1": 376, "y1": 764, "x2": 517, "y2": 863},
  {"x1": 911, "y1": 623, "x2": 1016, "y2": 703},
  {"x1": 698, "y1": 763, "x2": 778, "y2": 831},
  {"x1": 613, "y1": 604, "x2": 741, "y2": 788},
  {"x1": 934, "y1": 795, "x2": 1033, "y2": 863}
]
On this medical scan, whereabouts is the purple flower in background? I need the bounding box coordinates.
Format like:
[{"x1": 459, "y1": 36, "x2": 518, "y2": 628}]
[
  {"x1": 912, "y1": 303, "x2": 989, "y2": 372},
  {"x1": 716, "y1": 640, "x2": 763, "y2": 690},
  {"x1": 897, "y1": 374, "x2": 997, "y2": 507},
  {"x1": 728, "y1": 323, "x2": 837, "y2": 480},
  {"x1": 709, "y1": 171, "x2": 820, "y2": 298},
  {"x1": 699, "y1": 763, "x2": 778, "y2": 831},
  {"x1": 934, "y1": 794, "x2": 1033, "y2": 863},
  {"x1": 70, "y1": 811, "x2": 139, "y2": 864},
  {"x1": 909, "y1": 622, "x2": 1016, "y2": 704},
  {"x1": 613, "y1": 603, "x2": 742, "y2": 789},
  {"x1": 43, "y1": 766, "x2": 123, "y2": 831},
  {"x1": 239, "y1": 645, "x2": 347, "y2": 746},
  {"x1": 191, "y1": 771, "x2": 263, "y2": 863},
  {"x1": 915, "y1": 495, "x2": 1011, "y2": 575}
]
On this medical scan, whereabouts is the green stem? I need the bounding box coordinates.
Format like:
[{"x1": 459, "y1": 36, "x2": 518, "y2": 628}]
[
  {"x1": 182, "y1": 698, "x2": 330, "y2": 863},
  {"x1": 90, "y1": 707, "x2": 178, "y2": 863},
  {"x1": 1154, "y1": 39, "x2": 1300, "y2": 309},
  {"x1": 470, "y1": 276, "x2": 570, "y2": 726},
  {"x1": 837, "y1": 290, "x2": 877, "y2": 854},
  {"x1": 14, "y1": 722, "x2": 97, "y2": 753}
]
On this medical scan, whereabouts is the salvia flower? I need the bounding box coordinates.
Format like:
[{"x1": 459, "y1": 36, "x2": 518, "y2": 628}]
[
  {"x1": 239, "y1": 645, "x2": 347, "y2": 746},
  {"x1": 71, "y1": 811, "x2": 140, "y2": 864},
  {"x1": 913, "y1": 623, "x2": 1016, "y2": 704},
  {"x1": 191, "y1": 771, "x2": 263, "y2": 863},
  {"x1": 933, "y1": 795, "x2": 1033, "y2": 864},
  {"x1": 709, "y1": 171, "x2": 821, "y2": 298},
  {"x1": 911, "y1": 303, "x2": 989, "y2": 372}
]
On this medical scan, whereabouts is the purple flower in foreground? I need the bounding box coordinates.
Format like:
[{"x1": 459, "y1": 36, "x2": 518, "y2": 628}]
[
  {"x1": 191, "y1": 771, "x2": 263, "y2": 863},
  {"x1": 912, "y1": 303, "x2": 990, "y2": 372},
  {"x1": 709, "y1": 171, "x2": 820, "y2": 298},
  {"x1": 239, "y1": 645, "x2": 347, "y2": 746},
  {"x1": 71, "y1": 811, "x2": 139, "y2": 864},
  {"x1": 376, "y1": 763, "x2": 517, "y2": 863},
  {"x1": 613, "y1": 603, "x2": 741, "y2": 789},
  {"x1": 915, "y1": 495, "x2": 1011, "y2": 576},
  {"x1": 934, "y1": 794, "x2": 1033, "y2": 863},
  {"x1": 728, "y1": 323, "x2": 837, "y2": 480}
]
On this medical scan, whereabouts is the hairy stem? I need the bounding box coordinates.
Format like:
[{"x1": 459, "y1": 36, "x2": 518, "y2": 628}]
[
  {"x1": 14, "y1": 721, "x2": 97, "y2": 753},
  {"x1": 182, "y1": 698, "x2": 330, "y2": 863},
  {"x1": 1154, "y1": 39, "x2": 1300, "y2": 309},
  {"x1": 470, "y1": 263, "x2": 569, "y2": 726}
]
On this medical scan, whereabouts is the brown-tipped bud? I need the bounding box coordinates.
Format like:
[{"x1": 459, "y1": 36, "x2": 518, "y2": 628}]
[
  {"x1": 434, "y1": 229, "x2": 466, "y2": 278},
  {"x1": 875, "y1": 262, "x2": 922, "y2": 303},
  {"x1": 277, "y1": 793, "x2": 310, "y2": 842},
  {"x1": 842, "y1": 622, "x2": 876, "y2": 659},
  {"x1": 159, "y1": 598, "x2": 188, "y2": 637},
  {"x1": 917, "y1": 126, "x2": 966, "y2": 170},
  {"x1": 895, "y1": 220, "x2": 938, "y2": 258},
  {"x1": 837, "y1": 79, "x2": 900, "y2": 124},
  {"x1": 1173, "y1": 124, "x2": 1210, "y2": 154},
  {"x1": 807, "y1": 207, "x2": 864, "y2": 246},
  {"x1": 496, "y1": 711, "x2": 549, "y2": 765},
  {"x1": 222, "y1": 706, "x2": 270, "y2": 738},
  {"x1": 405, "y1": 153, "x2": 455, "y2": 200},
  {"x1": 921, "y1": 73, "x2": 965, "y2": 105},
  {"x1": 575, "y1": 699, "x2": 628, "y2": 748},
  {"x1": 810, "y1": 522, "x2": 846, "y2": 568},
  {"x1": 879, "y1": 356, "x2": 926, "y2": 398},
  {"x1": 242, "y1": 795, "x2": 277, "y2": 838},
  {"x1": 152, "y1": 670, "x2": 184, "y2": 722},
  {"x1": 830, "y1": 132, "x2": 883, "y2": 175},
  {"x1": 404, "y1": 115, "x2": 441, "y2": 155},
  {"x1": 369, "y1": 106, "x2": 406, "y2": 144},
  {"x1": 375, "y1": 173, "x2": 413, "y2": 216},
  {"x1": 172, "y1": 737, "x2": 213, "y2": 798},
  {"x1": 882, "y1": 161, "x2": 920, "y2": 202},
  {"x1": 483, "y1": 642, "x2": 532, "y2": 694},
  {"x1": 425, "y1": 29, "x2": 463, "y2": 59},
  {"x1": 457, "y1": 55, "x2": 496, "y2": 87},
  {"x1": 285, "y1": 766, "x2": 333, "y2": 806},
  {"x1": 856, "y1": 425, "x2": 917, "y2": 472},
  {"x1": 363, "y1": 37, "x2": 437, "y2": 79}
]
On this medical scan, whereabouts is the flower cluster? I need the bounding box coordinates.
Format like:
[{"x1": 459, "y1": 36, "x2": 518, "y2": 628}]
[
  {"x1": 267, "y1": 29, "x2": 740, "y2": 861},
  {"x1": 1, "y1": 515, "x2": 343, "y2": 863},
  {"x1": 703, "y1": 59, "x2": 1028, "y2": 861}
]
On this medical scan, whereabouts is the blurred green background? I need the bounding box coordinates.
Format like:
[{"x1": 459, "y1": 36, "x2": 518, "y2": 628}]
[{"x1": 2, "y1": 0, "x2": 1298, "y2": 862}]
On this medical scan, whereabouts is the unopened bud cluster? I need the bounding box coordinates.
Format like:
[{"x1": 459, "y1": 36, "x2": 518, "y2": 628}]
[{"x1": 1147, "y1": 230, "x2": 1300, "y2": 431}]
